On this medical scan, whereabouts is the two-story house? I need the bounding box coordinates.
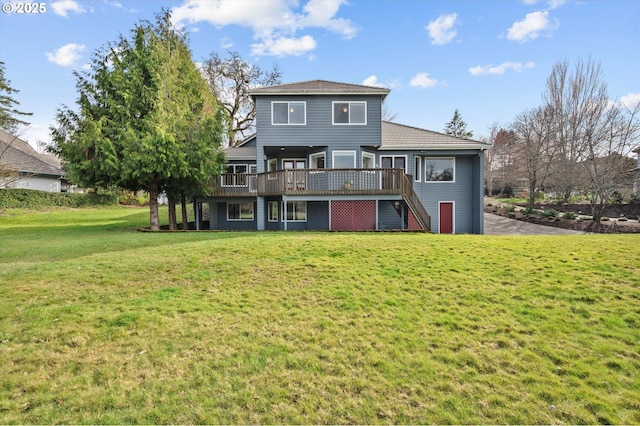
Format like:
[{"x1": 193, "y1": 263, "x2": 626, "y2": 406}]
[{"x1": 194, "y1": 80, "x2": 489, "y2": 234}]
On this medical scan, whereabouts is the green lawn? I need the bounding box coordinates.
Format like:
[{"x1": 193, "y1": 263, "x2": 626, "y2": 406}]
[{"x1": 1, "y1": 207, "x2": 639, "y2": 424}]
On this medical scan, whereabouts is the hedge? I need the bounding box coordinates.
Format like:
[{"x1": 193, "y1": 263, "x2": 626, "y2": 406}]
[{"x1": 0, "y1": 188, "x2": 118, "y2": 209}]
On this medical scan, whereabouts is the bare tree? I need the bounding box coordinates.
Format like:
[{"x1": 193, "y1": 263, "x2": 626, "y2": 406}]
[
  {"x1": 486, "y1": 127, "x2": 519, "y2": 196},
  {"x1": 382, "y1": 102, "x2": 398, "y2": 122},
  {"x1": 511, "y1": 106, "x2": 558, "y2": 206},
  {"x1": 541, "y1": 57, "x2": 640, "y2": 220},
  {"x1": 582, "y1": 101, "x2": 640, "y2": 220},
  {"x1": 543, "y1": 58, "x2": 607, "y2": 201},
  {"x1": 482, "y1": 123, "x2": 500, "y2": 196},
  {"x1": 202, "y1": 51, "x2": 281, "y2": 146}
]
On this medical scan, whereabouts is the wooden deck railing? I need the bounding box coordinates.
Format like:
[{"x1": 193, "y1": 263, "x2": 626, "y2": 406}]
[
  {"x1": 208, "y1": 168, "x2": 431, "y2": 231},
  {"x1": 402, "y1": 174, "x2": 431, "y2": 231},
  {"x1": 209, "y1": 168, "x2": 407, "y2": 196}
]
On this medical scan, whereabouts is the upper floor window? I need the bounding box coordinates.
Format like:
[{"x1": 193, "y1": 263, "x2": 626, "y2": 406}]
[
  {"x1": 272, "y1": 102, "x2": 306, "y2": 125},
  {"x1": 333, "y1": 101, "x2": 366, "y2": 125},
  {"x1": 424, "y1": 157, "x2": 455, "y2": 182}
]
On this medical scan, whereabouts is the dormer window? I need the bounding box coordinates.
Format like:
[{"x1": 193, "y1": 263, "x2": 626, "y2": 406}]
[
  {"x1": 333, "y1": 101, "x2": 366, "y2": 125},
  {"x1": 272, "y1": 102, "x2": 306, "y2": 125}
]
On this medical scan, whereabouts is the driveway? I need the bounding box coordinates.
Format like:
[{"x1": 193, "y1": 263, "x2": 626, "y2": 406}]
[{"x1": 484, "y1": 212, "x2": 585, "y2": 235}]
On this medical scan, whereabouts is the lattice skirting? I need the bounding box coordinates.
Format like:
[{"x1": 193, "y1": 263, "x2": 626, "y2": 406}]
[{"x1": 330, "y1": 200, "x2": 376, "y2": 231}]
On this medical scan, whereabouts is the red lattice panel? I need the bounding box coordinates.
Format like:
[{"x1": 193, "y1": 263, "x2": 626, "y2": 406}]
[
  {"x1": 407, "y1": 208, "x2": 423, "y2": 230},
  {"x1": 331, "y1": 201, "x2": 376, "y2": 231}
]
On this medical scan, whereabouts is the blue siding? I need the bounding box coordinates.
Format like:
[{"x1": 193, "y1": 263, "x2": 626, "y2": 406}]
[
  {"x1": 215, "y1": 201, "x2": 257, "y2": 230},
  {"x1": 411, "y1": 155, "x2": 475, "y2": 234},
  {"x1": 255, "y1": 95, "x2": 383, "y2": 171},
  {"x1": 378, "y1": 200, "x2": 403, "y2": 230}
]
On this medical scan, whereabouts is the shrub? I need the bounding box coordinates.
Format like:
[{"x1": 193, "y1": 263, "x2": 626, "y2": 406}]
[
  {"x1": 0, "y1": 189, "x2": 118, "y2": 209},
  {"x1": 563, "y1": 211, "x2": 578, "y2": 220},
  {"x1": 540, "y1": 209, "x2": 559, "y2": 219},
  {"x1": 523, "y1": 206, "x2": 537, "y2": 216}
]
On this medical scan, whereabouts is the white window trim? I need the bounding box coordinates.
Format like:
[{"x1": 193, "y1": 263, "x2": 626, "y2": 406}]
[
  {"x1": 380, "y1": 155, "x2": 408, "y2": 172},
  {"x1": 283, "y1": 201, "x2": 307, "y2": 222},
  {"x1": 227, "y1": 202, "x2": 254, "y2": 221},
  {"x1": 332, "y1": 150, "x2": 357, "y2": 168},
  {"x1": 414, "y1": 155, "x2": 422, "y2": 182},
  {"x1": 271, "y1": 101, "x2": 306, "y2": 125},
  {"x1": 424, "y1": 157, "x2": 456, "y2": 183},
  {"x1": 362, "y1": 151, "x2": 376, "y2": 170},
  {"x1": 309, "y1": 152, "x2": 326, "y2": 169},
  {"x1": 268, "y1": 201, "x2": 278, "y2": 222},
  {"x1": 267, "y1": 158, "x2": 277, "y2": 180},
  {"x1": 332, "y1": 101, "x2": 367, "y2": 125}
]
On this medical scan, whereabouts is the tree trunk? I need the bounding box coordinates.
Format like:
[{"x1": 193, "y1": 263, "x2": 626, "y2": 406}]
[
  {"x1": 168, "y1": 194, "x2": 177, "y2": 231},
  {"x1": 149, "y1": 181, "x2": 160, "y2": 231},
  {"x1": 180, "y1": 192, "x2": 188, "y2": 231}
]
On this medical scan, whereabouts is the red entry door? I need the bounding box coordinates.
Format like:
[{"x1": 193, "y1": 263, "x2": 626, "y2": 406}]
[{"x1": 439, "y1": 202, "x2": 454, "y2": 234}]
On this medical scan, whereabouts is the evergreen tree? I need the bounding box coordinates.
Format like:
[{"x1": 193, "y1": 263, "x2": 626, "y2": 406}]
[
  {"x1": 0, "y1": 61, "x2": 32, "y2": 133},
  {"x1": 51, "y1": 10, "x2": 226, "y2": 230},
  {"x1": 444, "y1": 109, "x2": 473, "y2": 139}
]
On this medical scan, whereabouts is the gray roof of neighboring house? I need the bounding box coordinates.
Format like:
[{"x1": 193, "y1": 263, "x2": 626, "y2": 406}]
[
  {"x1": 381, "y1": 121, "x2": 491, "y2": 151},
  {"x1": 250, "y1": 80, "x2": 390, "y2": 99},
  {"x1": 0, "y1": 129, "x2": 65, "y2": 177},
  {"x1": 224, "y1": 146, "x2": 257, "y2": 161}
]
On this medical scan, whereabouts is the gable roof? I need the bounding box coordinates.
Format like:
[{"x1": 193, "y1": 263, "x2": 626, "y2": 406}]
[
  {"x1": 250, "y1": 79, "x2": 390, "y2": 99},
  {"x1": 0, "y1": 129, "x2": 64, "y2": 177},
  {"x1": 381, "y1": 121, "x2": 490, "y2": 151}
]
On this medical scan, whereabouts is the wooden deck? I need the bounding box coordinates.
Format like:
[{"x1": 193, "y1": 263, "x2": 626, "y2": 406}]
[
  {"x1": 209, "y1": 168, "x2": 407, "y2": 197},
  {"x1": 208, "y1": 168, "x2": 431, "y2": 230}
]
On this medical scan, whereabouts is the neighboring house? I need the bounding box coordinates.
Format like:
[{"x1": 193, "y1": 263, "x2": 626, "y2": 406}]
[
  {"x1": 0, "y1": 129, "x2": 70, "y2": 192},
  {"x1": 195, "y1": 80, "x2": 490, "y2": 234}
]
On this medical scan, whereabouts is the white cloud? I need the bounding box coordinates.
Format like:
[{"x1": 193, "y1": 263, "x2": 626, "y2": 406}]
[
  {"x1": 45, "y1": 43, "x2": 86, "y2": 66},
  {"x1": 251, "y1": 35, "x2": 317, "y2": 57},
  {"x1": 507, "y1": 10, "x2": 558, "y2": 42},
  {"x1": 619, "y1": 92, "x2": 640, "y2": 110},
  {"x1": 171, "y1": 0, "x2": 357, "y2": 57},
  {"x1": 362, "y1": 75, "x2": 386, "y2": 88},
  {"x1": 468, "y1": 61, "x2": 535, "y2": 75},
  {"x1": 426, "y1": 13, "x2": 458, "y2": 46},
  {"x1": 410, "y1": 72, "x2": 439, "y2": 89},
  {"x1": 50, "y1": 0, "x2": 86, "y2": 17}
]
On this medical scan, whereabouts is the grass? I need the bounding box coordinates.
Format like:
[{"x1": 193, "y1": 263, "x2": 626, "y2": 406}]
[{"x1": 1, "y1": 207, "x2": 639, "y2": 424}]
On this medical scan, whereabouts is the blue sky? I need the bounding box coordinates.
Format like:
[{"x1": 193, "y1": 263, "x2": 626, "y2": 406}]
[{"x1": 1, "y1": 0, "x2": 639, "y2": 148}]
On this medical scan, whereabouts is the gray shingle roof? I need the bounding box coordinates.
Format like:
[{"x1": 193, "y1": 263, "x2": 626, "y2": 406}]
[
  {"x1": 381, "y1": 121, "x2": 490, "y2": 151},
  {"x1": 250, "y1": 79, "x2": 390, "y2": 99},
  {"x1": 0, "y1": 129, "x2": 64, "y2": 176},
  {"x1": 223, "y1": 146, "x2": 257, "y2": 161}
]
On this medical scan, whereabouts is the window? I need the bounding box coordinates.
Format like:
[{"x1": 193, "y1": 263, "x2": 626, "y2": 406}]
[
  {"x1": 227, "y1": 202, "x2": 254, "y2": 220},
  {"x1": 381, "y1": 156, "x2": 406, "y2": 172},
  {"x1": 310, "y1": 152, "x2": 326, "y2": 169},
  {"x1": 268, "y1": 201, "x2": 278, "y2": 222},
  {"x1": 272, "y1": 102, "x2": 306, "y2": 125},
  {"x1": 224, "y1": 164, "x2": 247, "y2": 186},
  {"x1": 284, "y1": 201, "x2": 307, "y2": 221},
  {"x1": 362, "y1": 152, "x2": 375, "y2": 169},
  {"x1": 414, "y1": 156, "x2": 422, "y2": 182},
  {"x1": 332, "y1": 151, "x2": 356, "y2": 168},
  {"x1": 425, "y1": 157, "x2": 455, "y2": 182},
  {"x1": 333, "y1": 101, "x2": 366, "y2": 125}
]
